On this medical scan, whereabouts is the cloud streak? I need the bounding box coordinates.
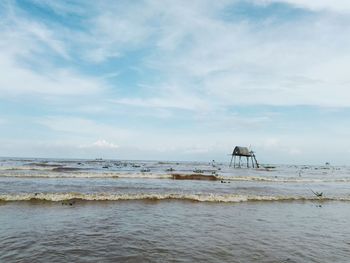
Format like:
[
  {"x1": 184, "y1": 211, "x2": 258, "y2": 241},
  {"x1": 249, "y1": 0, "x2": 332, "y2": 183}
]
[{"x1": 259, "y1": 0, "x2": 350, "y2": 13}]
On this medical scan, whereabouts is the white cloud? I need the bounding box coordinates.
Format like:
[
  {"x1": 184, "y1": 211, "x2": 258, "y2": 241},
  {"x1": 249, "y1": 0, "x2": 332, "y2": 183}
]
[
  {"x1": 21, "y1": 20, "x2": 70, "y2": 59},
  {"x1": 78, "y1": 2, "x2": 156, "y2": 63},
  {"x1": 0, "y1": 12, "x2": 68, "y2": 58},
  {"x1": 81, "y1": 139, "x2": 119, "y2": 149},
  {"x1": 29, "y1": 0, "x2": 86, "y2": 16},
  {"x1": 258, "y1": 0, "x2": 350, "y2": 13},
  {"x1": 0, "y1": 55, "x2": 105, "y2": 96},
  {"x1": 143, "y1": 3, "x2": 350, "y2": 108},
  {"x1": 183, "y1": 146, "x2": 211, "y2": 154},
  {"x1": 114, "y1": 92, "x2": 208, "y2": 111},
  {"x1": 4, "y1": 0, "x2": 350, "y2": 107},
  {"x1": 37, "y1": 116, "x2": 134, "y2": 141},
  {"x1": 0, "y1": 4, "x2": 106, "y2": 97}
]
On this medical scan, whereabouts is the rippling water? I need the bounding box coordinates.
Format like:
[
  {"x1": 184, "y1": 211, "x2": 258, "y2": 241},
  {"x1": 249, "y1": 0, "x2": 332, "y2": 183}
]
[{"x1": 1, "y1": 157, "x2": 350, "y2": 262}]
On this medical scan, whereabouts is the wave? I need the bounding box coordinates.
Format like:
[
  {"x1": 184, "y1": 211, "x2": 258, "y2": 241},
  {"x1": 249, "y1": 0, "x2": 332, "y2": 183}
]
[
  {"x1": 0, "y1": 172, "x2": 218, "y2": 180},
  {"x1": 26, "y1": 162, "x2": 63, "y2": 167},
  {"x1": 0, "y1": 172, "x2": 173, "y2": 179},
  {"x1": 0, "y1": 192, "x2": 348, "y2": 203},
  {"x1": 0, "y1": 166, "x2": 56, "y2": 171},
  {"x1": 1, "y1": 172, "x2": 350, "y2": 183},
  {"x1": 51, "y1": 167, "x2": 86, "y2": 172},
  {"x1": 171, "y1": 174, "x2": 218, "y2": 180},
  {"x1": 218, "y1": 176, "x2": 350, "y2": 183},
  {"x1": 0, "y1": 166, "x2": 87, "y2": 172}
]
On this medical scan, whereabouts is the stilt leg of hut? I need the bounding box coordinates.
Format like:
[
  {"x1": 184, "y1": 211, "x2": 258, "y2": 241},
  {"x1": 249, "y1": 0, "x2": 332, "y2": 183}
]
[
  {"x1": 251, "y1": 157, "x2": 254, "y2": 168},
  {"x1": 246, "y1": 157, "x2": 249, "y2": 168},
  {"x1": 252, "y1": 154, "x2": 259, "y2": 168},
  {"x1": 239, "y1": 156, "x2": 241, "y2": 168},
  {"x1": 229, "y1": 155, "x2": 234, "y2": 167}
]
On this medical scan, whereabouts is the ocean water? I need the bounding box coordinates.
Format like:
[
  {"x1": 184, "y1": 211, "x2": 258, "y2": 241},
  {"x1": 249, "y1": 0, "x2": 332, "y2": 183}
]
[{"x1": 1, "y1": 158, "x2": 350, "y2": 262}]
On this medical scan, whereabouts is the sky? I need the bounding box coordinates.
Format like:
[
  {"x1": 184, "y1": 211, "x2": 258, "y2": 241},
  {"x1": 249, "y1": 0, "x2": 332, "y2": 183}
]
[{"x1": 0, "y1": 0, "x2": 350, "y2": 164}]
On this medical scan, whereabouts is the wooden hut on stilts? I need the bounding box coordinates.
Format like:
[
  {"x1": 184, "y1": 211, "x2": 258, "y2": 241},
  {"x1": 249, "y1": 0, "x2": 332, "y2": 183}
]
[{"x1": 229, "y1": 146, "x2": 259, "y2": 168}]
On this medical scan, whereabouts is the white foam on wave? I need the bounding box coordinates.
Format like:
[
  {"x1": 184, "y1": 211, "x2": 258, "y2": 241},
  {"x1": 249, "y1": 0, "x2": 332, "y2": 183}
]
[
  {"x1": 1, "y1": 172, "x2": 350, "y2": 183},
  {"x1": 0, "y1": 166, "x2": 55, "y2": 171},
  {"x1": 217, "y1": 175, "x2": 350, "y2": 183},
  {"x1": 0, "y1": 192, "x2": 348, "y2": 203},
  {"x1": 116, "y1": 173, "x2": 173, "y2": 179},
  {"x1": 0, "y1": 172, "x2": 172, "y2": 179}
]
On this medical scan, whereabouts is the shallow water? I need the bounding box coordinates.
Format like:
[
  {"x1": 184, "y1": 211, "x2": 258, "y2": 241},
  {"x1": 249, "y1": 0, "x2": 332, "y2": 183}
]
[
  {"x1": 1, "y1": 158, "x2": 350, "y2": 262},
  {"x1": 1, "y1": 201, "x2": 350, "y2": 262}
]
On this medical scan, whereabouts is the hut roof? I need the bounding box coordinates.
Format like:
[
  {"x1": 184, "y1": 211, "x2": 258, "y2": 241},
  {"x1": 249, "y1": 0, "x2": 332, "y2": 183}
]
[{"x1": 232, "y1": 146, "x2": 251, "y2": 157}]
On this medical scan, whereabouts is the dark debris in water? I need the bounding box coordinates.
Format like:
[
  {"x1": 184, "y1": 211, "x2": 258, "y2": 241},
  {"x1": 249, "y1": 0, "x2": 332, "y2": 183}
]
[
  {"x1": 172, "y1": 174, "x2": 218, "y2": 181},
  {"x1": 220, "y1": 180, "x2": 230, "y2": 183},
  {"x1": 61, "y1": 200, "x2": 76, "y2": 206}
]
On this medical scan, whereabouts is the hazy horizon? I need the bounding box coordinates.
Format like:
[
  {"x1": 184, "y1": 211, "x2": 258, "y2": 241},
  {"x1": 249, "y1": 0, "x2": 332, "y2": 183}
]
[{"x1": 0, "y1": 155, "x2": 342, "y2": 166}]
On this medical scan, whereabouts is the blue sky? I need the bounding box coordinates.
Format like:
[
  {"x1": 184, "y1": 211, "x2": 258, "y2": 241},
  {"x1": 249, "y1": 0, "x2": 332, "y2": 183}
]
[{"x1": 1, "y1": 0, "x2": 350, "y2": 164}]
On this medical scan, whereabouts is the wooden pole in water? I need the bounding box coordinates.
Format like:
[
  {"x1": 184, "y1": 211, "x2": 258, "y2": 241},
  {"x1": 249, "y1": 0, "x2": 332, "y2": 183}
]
[
  {"x1": 252, "y1": 154, "x2": 259, "y2": 168},
  {"x1": 246, "y1": 157, "x2": 249, "y2": 168}
]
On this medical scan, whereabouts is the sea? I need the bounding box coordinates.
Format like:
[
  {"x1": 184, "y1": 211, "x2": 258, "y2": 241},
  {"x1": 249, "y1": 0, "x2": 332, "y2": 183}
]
[{"x1": 1, "y1": 157, "x2": 350, "y2": 262}]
